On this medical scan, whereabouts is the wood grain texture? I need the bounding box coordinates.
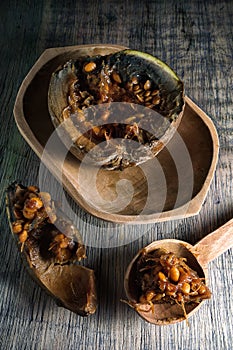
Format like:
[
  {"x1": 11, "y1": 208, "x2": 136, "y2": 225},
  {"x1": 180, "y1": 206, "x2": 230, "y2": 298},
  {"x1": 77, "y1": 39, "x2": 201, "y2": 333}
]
[{"x1": 0, "y1": 1, "x2": 233, "y2": 349}]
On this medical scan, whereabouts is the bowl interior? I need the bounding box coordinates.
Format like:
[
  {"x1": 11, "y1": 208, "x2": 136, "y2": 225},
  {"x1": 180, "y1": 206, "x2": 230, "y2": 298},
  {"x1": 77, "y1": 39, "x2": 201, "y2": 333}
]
[{"x1": 14, "y1": 45, "x2": 218, "y2": 223}]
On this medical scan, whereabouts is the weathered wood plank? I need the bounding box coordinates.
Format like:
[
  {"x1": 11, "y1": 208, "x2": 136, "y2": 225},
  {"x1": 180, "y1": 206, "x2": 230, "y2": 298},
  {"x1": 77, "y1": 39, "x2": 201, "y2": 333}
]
[{"x1": 0, "y1": 0, "x2": 232, "y2": 349}]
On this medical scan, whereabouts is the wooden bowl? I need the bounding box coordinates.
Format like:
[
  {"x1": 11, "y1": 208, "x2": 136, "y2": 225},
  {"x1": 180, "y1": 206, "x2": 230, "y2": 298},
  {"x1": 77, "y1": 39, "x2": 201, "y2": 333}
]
[{"x1": 14, "y1": 44, "x2": 219, "y2": 224}]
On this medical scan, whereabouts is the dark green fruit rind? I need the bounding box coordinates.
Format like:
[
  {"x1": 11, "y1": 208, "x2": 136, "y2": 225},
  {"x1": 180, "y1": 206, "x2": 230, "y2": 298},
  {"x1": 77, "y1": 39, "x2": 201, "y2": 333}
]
[{"x1": 107, "y1": 50, "x2": 184, "y2": 120}]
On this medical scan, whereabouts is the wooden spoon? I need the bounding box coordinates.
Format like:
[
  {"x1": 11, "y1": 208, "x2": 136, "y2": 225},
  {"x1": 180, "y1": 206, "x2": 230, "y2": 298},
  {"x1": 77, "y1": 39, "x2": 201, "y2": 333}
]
[{"x1": 124, "y1": 218, "x2": 233, "y2": 324}]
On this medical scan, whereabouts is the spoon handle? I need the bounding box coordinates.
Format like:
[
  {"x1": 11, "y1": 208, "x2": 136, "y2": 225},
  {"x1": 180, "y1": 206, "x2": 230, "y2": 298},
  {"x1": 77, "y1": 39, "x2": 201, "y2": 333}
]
[{"x1": 193, "y1": 218, "x2": 233, "y2": 266}]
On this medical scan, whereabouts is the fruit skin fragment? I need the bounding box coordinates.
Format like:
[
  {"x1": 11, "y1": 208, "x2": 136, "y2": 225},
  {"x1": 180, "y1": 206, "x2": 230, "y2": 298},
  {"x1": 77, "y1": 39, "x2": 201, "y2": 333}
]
[{"x1": 6, "y1": 182, "x2": 97, "y2": 316}]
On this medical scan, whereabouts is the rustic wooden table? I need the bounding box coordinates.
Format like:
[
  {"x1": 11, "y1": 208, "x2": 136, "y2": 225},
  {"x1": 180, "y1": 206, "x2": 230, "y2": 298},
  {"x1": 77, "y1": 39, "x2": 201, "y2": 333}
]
[{"x1": 1, "y1": 1, "x2": 233, "y2": 349}]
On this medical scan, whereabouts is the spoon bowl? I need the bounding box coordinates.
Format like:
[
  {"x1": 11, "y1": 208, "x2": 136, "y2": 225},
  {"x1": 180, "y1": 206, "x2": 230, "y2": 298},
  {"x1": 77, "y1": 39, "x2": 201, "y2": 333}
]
[{"x1": 124, "y1": 218, "x2": 233, "y2": 324}]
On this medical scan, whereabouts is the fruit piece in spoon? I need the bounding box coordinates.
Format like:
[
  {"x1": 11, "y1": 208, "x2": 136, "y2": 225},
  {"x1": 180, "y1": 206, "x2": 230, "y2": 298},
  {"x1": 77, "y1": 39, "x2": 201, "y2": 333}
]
[
  {"x1": 6, "y1": 182, "x2": 97, "y2": 316},
  {"x1": 125, "y1": 248, "x2": 211, "y2": 321}
]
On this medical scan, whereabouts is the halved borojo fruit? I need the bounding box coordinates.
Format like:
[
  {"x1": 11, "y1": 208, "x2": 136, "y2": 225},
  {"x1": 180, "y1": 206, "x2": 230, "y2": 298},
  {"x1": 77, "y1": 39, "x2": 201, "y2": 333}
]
[
  {"x1": 48, "y1": 49, "x2": 184, "y2": 170},
  {"x1": 6, "y1": 182, "x2": 97, "y2": 316}
]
